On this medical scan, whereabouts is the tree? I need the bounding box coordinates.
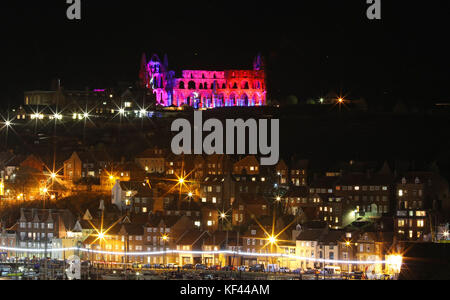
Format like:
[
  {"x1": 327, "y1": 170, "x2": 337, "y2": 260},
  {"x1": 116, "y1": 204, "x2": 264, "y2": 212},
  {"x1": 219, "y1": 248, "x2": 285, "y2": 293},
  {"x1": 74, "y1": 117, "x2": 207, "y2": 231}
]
[{"x1": 9, "y1": 166, "x2": 44, "y2": 199}]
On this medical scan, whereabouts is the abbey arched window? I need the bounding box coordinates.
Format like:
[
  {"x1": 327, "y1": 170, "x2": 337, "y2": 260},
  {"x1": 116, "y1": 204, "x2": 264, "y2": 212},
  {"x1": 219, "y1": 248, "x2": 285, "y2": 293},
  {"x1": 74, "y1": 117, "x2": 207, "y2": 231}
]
[
  {"x1": 242, "y1": 82, "x2": 250, "y2": 90},
  {"x1": 222, "y1": 83, "x2": 226, "y2": 89},
  {"x1": 233, "y1": 82, "x2": 238, "y2": 89},
  {"x1": 230, "y1": 94, "x2": 236, "y2": 106},
  {"x1": 179, "y1": 82, "x2": 185, "y2": 89},
  {"x1": 199, "y1": 83, "x2": 204, "y2": 89},
  {"x1": 188, "y1": 81, "x2": 196, "y2": 90}
]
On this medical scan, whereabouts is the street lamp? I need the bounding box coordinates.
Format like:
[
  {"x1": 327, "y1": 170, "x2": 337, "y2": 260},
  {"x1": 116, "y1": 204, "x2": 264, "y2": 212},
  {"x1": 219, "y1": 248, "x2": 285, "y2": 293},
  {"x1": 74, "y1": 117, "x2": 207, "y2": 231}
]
[
  {"x1": 344, "y1": 241, "x2": 352, "y2": 275},
  {"x1": 162, "y1": 235, "x2": 169, "y2": 270},
  {"x1": 268, "y1": 236, "x2": 277, "y2": 245},
  {"x1": 267, "y1": 236, "x2": 277, "y2": 272},
  {"x1": 387, "y1": 254, "x2": 403, "y2": 279}
]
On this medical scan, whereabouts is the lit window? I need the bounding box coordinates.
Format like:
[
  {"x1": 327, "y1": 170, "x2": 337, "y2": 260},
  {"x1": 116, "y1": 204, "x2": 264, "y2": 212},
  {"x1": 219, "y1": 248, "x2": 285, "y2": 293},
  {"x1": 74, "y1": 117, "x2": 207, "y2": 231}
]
[{"x1": 416, "y1": 211, "x2": 426, "y2": 217}]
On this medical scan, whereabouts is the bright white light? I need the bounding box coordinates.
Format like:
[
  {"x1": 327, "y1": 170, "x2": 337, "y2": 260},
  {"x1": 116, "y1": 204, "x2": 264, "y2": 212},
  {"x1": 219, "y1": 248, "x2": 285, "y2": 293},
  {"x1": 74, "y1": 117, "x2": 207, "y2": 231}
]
[
  {"x1": 54, "y1": 114, "x2": 63, "y2": 120},
  {"x1": 5, "y1": 121, "x2": 11, "y2": 127},
  {"x1": 119, "y1": 108, "x2": 125, "y2": 115},
  {"x1": 0, "y1": 245, "x2": 390, "y2": 265},
  {"x1": 268, "y1": 236, "x2": 277, "y2": 244},
  {"x1": 83, "y1": 113, "x2": 89, "y2": 119}
]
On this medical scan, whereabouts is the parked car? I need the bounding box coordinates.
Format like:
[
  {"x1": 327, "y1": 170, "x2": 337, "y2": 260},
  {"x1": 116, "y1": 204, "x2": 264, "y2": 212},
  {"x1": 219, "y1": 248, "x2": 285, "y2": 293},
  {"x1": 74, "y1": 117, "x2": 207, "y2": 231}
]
[
  {"x1": 266, "y1": 264, "x2": 280, "y2": 273},
  {"x1": 183, "y1": 264, "x2": 194, "y2": 270},
  {"x1": 208, "y1": 265, "x2": 221, "y2": 271},
  {"x1": 292, "y1": 268, "x2": 303, "y2": 274},
  {"x1": 221, "y1": 265, "x2": 236, "y2": 271},
  {"x1": 195, "y1": 264, "x2": 207, "y2": 270},
  {"x1": 352, "y1": 271, "x2": 365, "y2": 280},
  {"x1": 304, "y1": 268, "x2": 316, "y2": 275},
  {"x1": 249, "y1": 264, "x2": 265, "y2": 272},
  {"x1": 279, "y1": 267, "x2": 291, "y2": 273},
  {"x1": 166, "y1": 263, "x2": 179, "y2": 269},
  {"x1": 238, "y1": 266, "x2": 249, "y2": 272}
]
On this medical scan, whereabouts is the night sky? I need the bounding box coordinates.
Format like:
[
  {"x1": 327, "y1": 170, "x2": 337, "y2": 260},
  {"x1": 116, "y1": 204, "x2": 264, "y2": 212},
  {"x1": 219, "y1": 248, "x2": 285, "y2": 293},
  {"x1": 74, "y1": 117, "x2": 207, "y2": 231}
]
[{"x1": 2, "y1": 0, "x2": 449, "y2": 109}]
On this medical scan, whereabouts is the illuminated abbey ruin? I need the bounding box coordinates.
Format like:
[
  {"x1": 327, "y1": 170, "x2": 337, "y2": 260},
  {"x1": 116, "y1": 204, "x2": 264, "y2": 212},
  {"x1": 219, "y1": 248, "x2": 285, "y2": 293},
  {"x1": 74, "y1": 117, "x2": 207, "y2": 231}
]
[{"x1": 140, "y1": 54, "x2": 267, "y2": 109}]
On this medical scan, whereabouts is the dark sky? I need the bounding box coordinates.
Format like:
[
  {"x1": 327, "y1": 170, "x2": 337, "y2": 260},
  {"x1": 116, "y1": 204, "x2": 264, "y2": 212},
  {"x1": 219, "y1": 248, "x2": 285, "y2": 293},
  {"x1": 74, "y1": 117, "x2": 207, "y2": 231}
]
[{"x1": 2, "y1": 0, "x2": 449, "y2": 109}]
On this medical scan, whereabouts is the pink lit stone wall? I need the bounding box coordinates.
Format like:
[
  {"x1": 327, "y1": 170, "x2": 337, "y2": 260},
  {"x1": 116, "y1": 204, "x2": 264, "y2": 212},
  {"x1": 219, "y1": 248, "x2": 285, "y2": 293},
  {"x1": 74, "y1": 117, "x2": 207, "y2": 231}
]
[{"x1": 144, "y1": 56, "x2": 267, "y2": 108}]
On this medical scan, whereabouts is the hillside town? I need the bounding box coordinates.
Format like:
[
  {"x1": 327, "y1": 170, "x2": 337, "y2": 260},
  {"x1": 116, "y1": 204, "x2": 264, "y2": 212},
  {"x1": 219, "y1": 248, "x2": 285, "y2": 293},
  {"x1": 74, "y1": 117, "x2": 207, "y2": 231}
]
[{"x1": 1, "y1": 142, "x2": 449, "y2": 278}]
